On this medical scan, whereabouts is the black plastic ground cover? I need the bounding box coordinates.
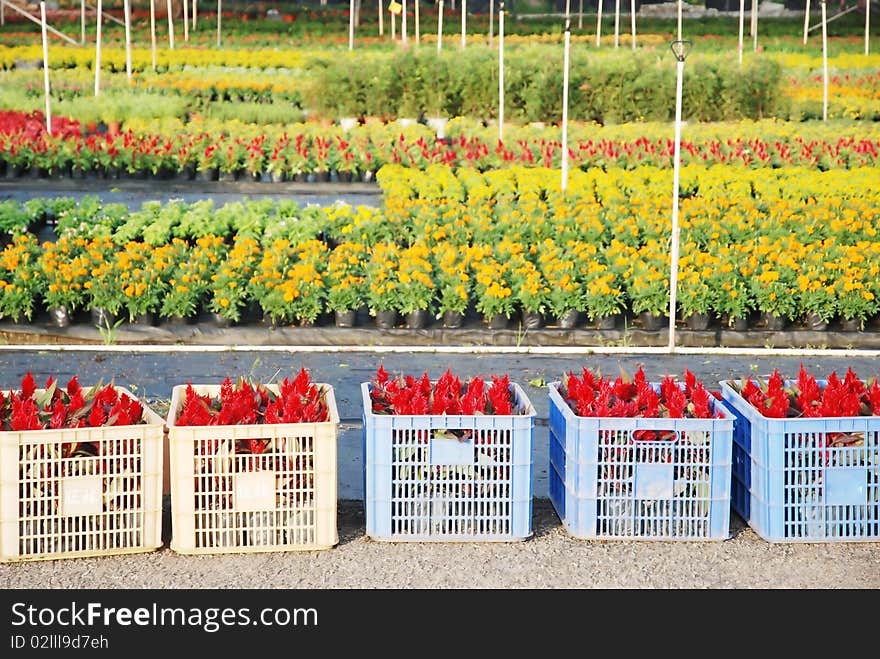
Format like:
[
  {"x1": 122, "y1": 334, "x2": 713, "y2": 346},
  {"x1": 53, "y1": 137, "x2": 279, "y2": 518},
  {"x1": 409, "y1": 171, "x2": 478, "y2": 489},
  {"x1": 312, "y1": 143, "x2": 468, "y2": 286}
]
[{"x1": 2, "y1": 321, "x2": 878, "y2": 348}]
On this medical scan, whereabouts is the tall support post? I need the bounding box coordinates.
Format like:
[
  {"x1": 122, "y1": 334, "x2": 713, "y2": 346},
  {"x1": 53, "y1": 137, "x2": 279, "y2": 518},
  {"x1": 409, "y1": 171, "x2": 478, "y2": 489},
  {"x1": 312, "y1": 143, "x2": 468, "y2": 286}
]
[
  {"x1": 40, "y1": 2, "x2": 52, "y2": 135},
  {"x1": 668, "y1": 40, "x2": 691, "y2": 352}
]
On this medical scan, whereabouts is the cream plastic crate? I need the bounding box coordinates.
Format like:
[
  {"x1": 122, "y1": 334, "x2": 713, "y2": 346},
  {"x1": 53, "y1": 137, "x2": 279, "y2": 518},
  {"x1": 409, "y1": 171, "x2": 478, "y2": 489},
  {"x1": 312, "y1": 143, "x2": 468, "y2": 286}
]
[
  {"x1": 0, "y1": 387, "x2": 164, "y2": 562},
  {"x1": 167, "y1": 383, "x2": 339, "y2": 554}
]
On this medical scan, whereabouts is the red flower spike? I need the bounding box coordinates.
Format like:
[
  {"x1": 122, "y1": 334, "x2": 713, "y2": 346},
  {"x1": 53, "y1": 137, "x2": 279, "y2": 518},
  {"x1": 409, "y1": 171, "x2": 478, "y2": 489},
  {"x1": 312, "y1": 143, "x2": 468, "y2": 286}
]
[{"x1": 21, "y1": 372, "x2": 36, "y2": 400}]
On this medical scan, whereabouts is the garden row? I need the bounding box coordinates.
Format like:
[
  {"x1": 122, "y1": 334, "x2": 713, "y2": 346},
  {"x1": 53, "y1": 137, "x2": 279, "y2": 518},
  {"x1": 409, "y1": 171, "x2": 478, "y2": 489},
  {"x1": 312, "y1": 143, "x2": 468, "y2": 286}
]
[
  {"x1": 5, "y1": 45, "x2": 880, "y2": 123},
  {"x1": 2, "y1": 362, "x2": 878, "y2": 562},
  {"x1": 1, "y1": 163, "x2": 879, "y2": 329},
  {"x1": 2, "y1": 111, "x2": 878, "y2": 179},
  {"x1": 2, "y1": 8, "x2": 874, "y2": 49}
]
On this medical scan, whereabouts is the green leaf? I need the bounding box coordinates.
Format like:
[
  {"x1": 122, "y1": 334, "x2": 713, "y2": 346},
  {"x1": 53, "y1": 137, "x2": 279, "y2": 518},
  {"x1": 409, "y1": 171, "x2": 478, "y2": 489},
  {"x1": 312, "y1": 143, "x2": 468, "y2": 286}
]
[
  {"x1": 34, "y1": 381, "x2": 58, "y2": 408},
  {"x1": 528, "y1": 377, "x2": 545, "y2": 388}
]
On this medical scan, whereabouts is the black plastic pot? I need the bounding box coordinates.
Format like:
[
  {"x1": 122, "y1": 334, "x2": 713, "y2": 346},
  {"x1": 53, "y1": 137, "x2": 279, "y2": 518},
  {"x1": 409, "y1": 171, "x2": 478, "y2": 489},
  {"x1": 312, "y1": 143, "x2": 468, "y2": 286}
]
[
  {"x1": 405, "y1": 309, "x2": 430, "y2": 329},
  {"x1": 374, "y1": 309, "x2": 399, "y2": 329},
  {"x1": 442, "y1": 310, "x2": 464, "y2": 329},
  {"x1": 486, "y1": 313, "x2": 508, "y2": 330},
  {"x1": 762, "y1": 312, "x2": 787, "y2": 331},
  {"x1": 685, "y1": 312, "x2": 711, "y2": 331},
  {"x1": 48, "y1": 306, "x2": 71, "y2": 328},
  {"x1": 638, "y1": 312, "x2": 667, "y2": 331},
  {"x1": 556, "y1": 309, "x2": 580, "y2": 329},
  {"x1": 522, "y1": 311, "x2": 543, "y2": 330},
  {"x1": 334, "y1": 309, "x2": 357, "y2": 328}
]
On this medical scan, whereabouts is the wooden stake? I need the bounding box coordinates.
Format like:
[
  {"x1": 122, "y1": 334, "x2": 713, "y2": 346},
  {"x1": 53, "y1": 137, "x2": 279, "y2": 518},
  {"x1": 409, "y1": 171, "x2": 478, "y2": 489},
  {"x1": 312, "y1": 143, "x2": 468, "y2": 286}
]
[
  {"x1": 803, "y1": 0, "x2": 810, "y2": 45},
  {"x1": 379, "y1": 0, "x2": 383, "y2": 36},
  {"x1": 349, "y1": 0, "x2": 355, "y2": 50},
  {"x1": 216, "y1": 0, "x2": 221, "y2": 47},
  {"x1": 40, "y1": 2, "x2": 51, "y2": 135},
  {"x1": 167, "y1": 0, "x2": 175, "y2": 49},
  {"x1": 821, "y1": 0, "x2": 828, "y2": 121},
  {"x1": 630, "y1": 0, "x2": 635, "y2": 50},
  {"x1": 95, "y1": 0, "x2": 102, "y2": 96},
  {"x1": 596, "y1": 0, "x2": 602, "y2": 46},
  {"x1": 124, "y1": 0, "x2": 132, "y2": 83},
  {"x1": 437, "y1": 0, "x2": 443, "y2": 52},
  {"x1": 499, "y1": 2, "x2": 504, "y2": 143},
  {"x1": 151, "y1": 0, "x2": 157, "y2": 70},
  {"x1": 461, "y1": 0, "x2": 465, "y2": 50},
  {"x1": 183, "y1": 0, "x2": 188, "y2": 42},
  {"x1": 738, "y1": 0, "x2": 744, "y2": 65},
  {"x1": 561, "y1": 17, "x2": 571, "y2": 193},
  {"x1": 614, "y1": 0, "x2": 619, "y2": 48}
]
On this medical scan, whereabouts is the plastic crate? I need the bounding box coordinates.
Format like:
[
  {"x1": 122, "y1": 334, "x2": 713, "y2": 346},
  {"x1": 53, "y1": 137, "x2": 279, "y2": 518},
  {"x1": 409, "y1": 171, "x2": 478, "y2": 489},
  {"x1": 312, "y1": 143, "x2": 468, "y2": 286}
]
[
  {"x1": 548, "y1": 383, "x2": 734, "y2": 541},
  {"x1": 167, "y1": 383, "x2": 339, "y2": 554},
  {"x1": 721, "y1": 379, "x2": 880, "y2": 542},
  {"x1": 0, "y1": 387, "x2": 164, "y2": 562},
  {"x1": 362, "y1": 382, "x2": 535, "y2": 541}
]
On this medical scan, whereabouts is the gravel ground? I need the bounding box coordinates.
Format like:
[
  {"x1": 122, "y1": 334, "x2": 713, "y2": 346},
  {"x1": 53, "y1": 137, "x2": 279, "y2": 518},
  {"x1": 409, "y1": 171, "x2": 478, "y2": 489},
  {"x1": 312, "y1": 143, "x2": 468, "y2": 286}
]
[
  {"x1": 2, "y1": 501, "x2": 878, "y2": 589},
  {"x1": 1, "y1": 349, "x2": 879, "y2": 589}
]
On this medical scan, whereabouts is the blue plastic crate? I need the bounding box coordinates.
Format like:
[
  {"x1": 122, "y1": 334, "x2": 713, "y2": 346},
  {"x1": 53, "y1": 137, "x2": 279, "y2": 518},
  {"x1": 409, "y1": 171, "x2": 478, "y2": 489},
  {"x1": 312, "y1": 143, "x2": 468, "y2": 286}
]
[
  {"x1": 721, "y1": 380, "x2": 880, "y2": 542},
  {"x1": 362, "y1": 382, "x2": 535, "y2": 542},
  {"x1": 548, "y1": 382, "x2": 734, "y2": 541}
]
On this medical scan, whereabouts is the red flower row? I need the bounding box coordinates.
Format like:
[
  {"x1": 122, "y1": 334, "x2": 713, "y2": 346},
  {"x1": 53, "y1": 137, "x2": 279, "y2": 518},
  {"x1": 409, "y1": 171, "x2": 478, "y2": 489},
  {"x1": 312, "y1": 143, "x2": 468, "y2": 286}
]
[
  {"x1": 175, "y1": 368, "x2": 329, "y2": 431},
  {"x1": 370, "y1": 365, "x2": 519, "y2": 416},
  {"x1": 739, "y1": 365, "x2": 880, "y2": 419},
  {"x1": 560, "y1": 366, "x2": 721, "y2": 422},
  {"x1": 0, "y1": 372, "x2": 143, "y2": 434}
]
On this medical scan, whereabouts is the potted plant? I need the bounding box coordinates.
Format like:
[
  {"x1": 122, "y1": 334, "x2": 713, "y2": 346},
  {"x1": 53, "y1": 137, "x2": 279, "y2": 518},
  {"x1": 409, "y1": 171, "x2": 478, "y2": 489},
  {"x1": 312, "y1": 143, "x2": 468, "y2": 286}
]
[
  {"x1": 209, "y1": 236, "x2": 261, "y2": 326},
  {"x1": 396, "y1": 242, "x2": 435, "y2": 329},
  {"x1": 366, "y1": 241, "x2": 402, "y2": 329},
  {"x1": 0, "y1": 234, "x2": 42, "y2": 323},
  {"x1": 325, "y1": 241, "x2": 368, "y2": 328}
]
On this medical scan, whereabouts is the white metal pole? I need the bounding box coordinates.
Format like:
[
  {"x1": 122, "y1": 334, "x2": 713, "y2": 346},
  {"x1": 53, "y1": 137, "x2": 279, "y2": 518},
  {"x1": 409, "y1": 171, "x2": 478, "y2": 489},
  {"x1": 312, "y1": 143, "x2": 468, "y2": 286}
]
[
  {"x1": 739, "y1": 0, "x2": 744, "y2": 65},
  {"x1": 614, "y1": 0, "x2": 619, "y2": 48},
  {"x1": 803, "y1": 0, "x2": 810, "y2": 44},
  {"x1": 168, "y1": 0, "x2": 175, "y2": 49},
  {"x1": 94, "y1": 0, "x2": 102, "y2": 96},
  {"x1": 461, "y1": 0, "x2": 465, "y2": 50},
  {"x1": 579, "y1": 0, "x2": 583, "y2": 30},
  {"x1": 630, "y1": 0, "x2": 635, "y2": 50},
  {"x1": 677, "y1": 0, "x2": 682, "y2": 41},
  {"x1": 669, "y1": 55, "x2": 685, "y2": 352},
  {"x1": 403, "y1": 0, "x2": 407, "y2": 43},
  {"x1": 437, "y1": 0, "x2": 443, "y2": 51},
  {"x1": 499, "y1": 2, "x2": 504, "y2": 143},
  {"x1": 561, "y1": 17, "x2": 571, "y2": 194},
  {"x1": 150, "y1": 0, "x2": 157, "y2": 70},
  {"x1": 379, "y1": 0, "x2": 383, "y2": 36},
  {"x1": 124, "y1": 0, "x2": 132, "y2": 83},
  {"x1": 751, "y1": 0, "x2": 757, "y2": 51},
  {"x1": 216, "y1": 0, "x2": 221, "y2": 47},
  {"x1": 183, "y1": 0, "x2": 188, "y2": 41},
  {"x1": 822, "y1": 0, "x2": 828, "y2": 121},
  {"x1": 596, "y1": 0, "x2": 602, "y2": 46},
  {"x1": 415, "y1": 0, "x2": 419, "y2": 42},
  {"x1": 866, "y1": 0, "x2": 871, "y2": 56},
  {"x1": 349, "y1": 0, "x2": 355, "y2": 49},
  {"x1": 40, "y1": 2, "x2": 51, "y2": 135},
  {"x1": 81, "y1": 0, "x2": 86, "y2": 43},
  {"x1": 489, "y1": 0, "x2": 493, "y2": 46}
]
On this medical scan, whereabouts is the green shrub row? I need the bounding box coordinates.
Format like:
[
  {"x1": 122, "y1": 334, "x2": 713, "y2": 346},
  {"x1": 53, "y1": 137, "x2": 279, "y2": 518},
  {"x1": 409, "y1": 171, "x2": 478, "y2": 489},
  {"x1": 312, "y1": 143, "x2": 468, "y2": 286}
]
[{"x1": 306, "y1": 47, "x2": 785, "y2": 123}]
